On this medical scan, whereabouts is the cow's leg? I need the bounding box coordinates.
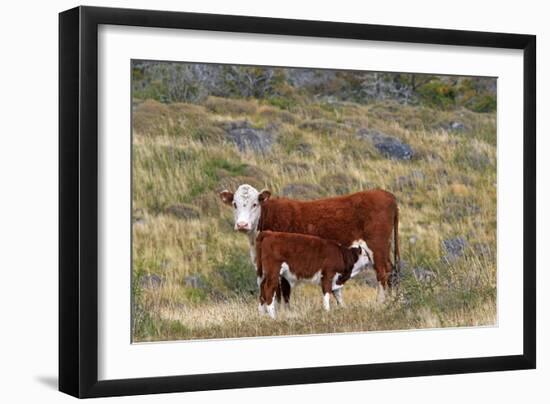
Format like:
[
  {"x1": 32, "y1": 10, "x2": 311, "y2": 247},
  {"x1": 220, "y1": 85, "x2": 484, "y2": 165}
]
[
  {"x1": 376, "y1": 282, "x2": 386, "y2": 303},
  {"x1": 321, "y1": 273, "x2": 333, "y2": 311},
  {"x1": 256, "y1": 272, "x2": 264, "y2": 288},
  {"x1": 387, "y1": 257, "x2": 398, "y2": 298},
  {"x1": 256, "y1": 256, "x2": 264, "y2": 313},
  {"x1": 258, "y1": 277, "x2": 267, "y2": 315},
  {"x1": 372, "y1": 247, "x2": 390, "y2": 303},
  {"x1": 249, "y1": 237, "x2": 264, "y2": 291}
]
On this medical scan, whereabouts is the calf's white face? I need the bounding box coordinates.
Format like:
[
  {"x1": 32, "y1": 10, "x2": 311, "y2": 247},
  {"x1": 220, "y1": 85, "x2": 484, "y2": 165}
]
[
  {"x1": 356, "y1": 246, "x2": 372, "y2": 268},
  {"x1": 219, "y1": 184, "x2": 271, "y2": 233},
  {"x1": 350, "y1": 244, "x2": 374, "y2": 278}
]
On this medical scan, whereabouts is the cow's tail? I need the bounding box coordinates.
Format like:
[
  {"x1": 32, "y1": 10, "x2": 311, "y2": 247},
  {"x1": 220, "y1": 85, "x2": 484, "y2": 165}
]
[{"x1": 393, "y1": 206, "x2": 401, "y2": 288}]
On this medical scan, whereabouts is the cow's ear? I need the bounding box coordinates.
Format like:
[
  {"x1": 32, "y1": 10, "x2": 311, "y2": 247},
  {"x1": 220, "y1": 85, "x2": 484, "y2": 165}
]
[
  {"x1": 219, "y1": 190, "x2": 234, "y2": 205},
  {"x1": 258, "y1": 189, "x2": 271, "y2": 203}
]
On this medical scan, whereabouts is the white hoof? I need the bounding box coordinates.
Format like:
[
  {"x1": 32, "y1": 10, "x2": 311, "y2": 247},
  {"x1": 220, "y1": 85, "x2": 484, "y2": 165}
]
[
  {"x1": 266, "y1": 301, "x2": 276, "y2": 319},
  {"x1": 258, "y1": 303, "x2": 266, "y2": 315}
]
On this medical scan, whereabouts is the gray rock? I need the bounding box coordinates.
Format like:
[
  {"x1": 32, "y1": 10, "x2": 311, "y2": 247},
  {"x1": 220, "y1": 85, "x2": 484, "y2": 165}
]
[
  {"x1": 464, "y1": 149, "x2": 491, "y2": 171},
  {"x1": 358, "y1": 265, "x2": 405, "y2": 288},
  {"x1": 140, "y1": 274, "x2": 164, "y2": 289},
  {"x1": 395, "y1": 260, "x2": 434, "y2": 283},
  {"x1": 165, "y1": 204, "x2": 200, "y2": 219},
  {"x1": 224, "y1": 121, "x2": 274, "y2": 153},
  {"x1": 375, "y1": 139, "x2": 414, "y2": 160},
  {"x1": 363, "y1": 268, "x2": 379, "y2": 288},
  {"x1": 281, "y1": 183, "x2": 324, "y2": 199},
  {"x1": 442, "y1": 237, "x2": 468, "y2": 263},
  {"x1": 448, "y1": 121, "x2": 466, "y2": 132},
  {"x1": 349, "y1": 266, "x2": 378, "y2": 288},
  {"x1": 133, "y1": 217, "x2": 146, "y2": 225},
  {"x1": 184, "y1": 274, "x2": 207, "y2": 289},
  {"x1": 357, "y1": 129, "x2": 414, "y2": 160},
  {"x1": 412, "y1": 267, "x2": 437, "y2": 282}
]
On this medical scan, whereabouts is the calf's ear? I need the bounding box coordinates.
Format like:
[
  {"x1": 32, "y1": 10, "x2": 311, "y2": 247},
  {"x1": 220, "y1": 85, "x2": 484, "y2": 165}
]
[
  {"x1": 258, "y1": 189, "x2": 271, "y2": 203},
  {"x1": 219, "y1": 190, "x2": 234, "y2": 205}
]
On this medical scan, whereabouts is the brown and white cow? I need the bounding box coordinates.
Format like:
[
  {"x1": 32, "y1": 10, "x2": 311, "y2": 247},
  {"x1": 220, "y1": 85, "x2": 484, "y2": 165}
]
[
  {"x1": 220, "y1": 184, "x2": 399, "y2": 303},
  {"x1": 255, "y1": 231, "x2": 373, "y2": 318}
]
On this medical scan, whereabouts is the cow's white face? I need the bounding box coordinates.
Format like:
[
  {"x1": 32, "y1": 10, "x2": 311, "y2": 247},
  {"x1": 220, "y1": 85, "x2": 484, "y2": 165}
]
[{"x1": 220, "y1": 184, "x2": 271, "y2": 234}]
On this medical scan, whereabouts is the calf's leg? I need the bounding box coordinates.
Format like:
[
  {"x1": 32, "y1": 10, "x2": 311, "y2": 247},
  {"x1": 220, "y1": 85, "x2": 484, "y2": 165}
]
[
  {"x1": 333, "y1": 288, "x2": 344, "y2": 306},
  {"x1": 261, "y1": 270, "x2": 279, "y2": 319},
  {"x1": 280, "y1": 277, "x2": 292, "y2": 307}
]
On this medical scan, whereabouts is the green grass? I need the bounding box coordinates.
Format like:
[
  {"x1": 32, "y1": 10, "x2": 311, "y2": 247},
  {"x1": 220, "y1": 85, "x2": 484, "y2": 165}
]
[{"x1": 131, "y1": 96, "x2": 497, "y2": 342}]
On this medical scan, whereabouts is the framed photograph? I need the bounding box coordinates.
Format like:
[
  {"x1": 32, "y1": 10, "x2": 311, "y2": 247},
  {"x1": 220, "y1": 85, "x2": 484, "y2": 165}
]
[{"x1": 59, "y1": 6, "x2": 536, "y2": 398}]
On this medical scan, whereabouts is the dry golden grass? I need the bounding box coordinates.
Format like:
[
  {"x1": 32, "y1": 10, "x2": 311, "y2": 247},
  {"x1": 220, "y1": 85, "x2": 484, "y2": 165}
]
[
  {"x1": 131, "y1": 97, "x2": 497, "y2": 342},
  {"x1": 135, "y1": 280, "x2": 496, "y2": 342}
]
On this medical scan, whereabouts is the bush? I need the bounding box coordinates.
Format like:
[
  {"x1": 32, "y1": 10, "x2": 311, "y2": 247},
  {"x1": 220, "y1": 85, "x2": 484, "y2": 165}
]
[
  {"x1": 470, "y1": 94, "x2": 497, "y2": 113},
  {"x1": 267, "y1": 96, "x2": 297, "y2": 111},
  {"x1": 132, "y1": 61, "x2": 496, "y2": 114},
  {"x1": 184, "y1": 286, "x2": 209, "y2": 303},
  {"x1": 417, "y1": 80, "x2": 456, "y2": 109},
  {"x1": 132, "y1": 63, "x2": 207, "y2": 103},
  {"x1": 211, "y1": 250, "x2": 256, "y2": 297}
]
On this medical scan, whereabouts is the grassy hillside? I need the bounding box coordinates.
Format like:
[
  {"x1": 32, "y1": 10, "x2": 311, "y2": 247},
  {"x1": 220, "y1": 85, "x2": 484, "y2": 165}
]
[{"x1": 132, "y1": 94, "x2": 496, "y2": 342}]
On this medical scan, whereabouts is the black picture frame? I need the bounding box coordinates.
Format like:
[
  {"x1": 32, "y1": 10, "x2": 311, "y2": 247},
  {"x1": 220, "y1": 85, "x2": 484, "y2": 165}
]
[{"x1": 59, "y1": 5, "x2": 536, "y2": 398}]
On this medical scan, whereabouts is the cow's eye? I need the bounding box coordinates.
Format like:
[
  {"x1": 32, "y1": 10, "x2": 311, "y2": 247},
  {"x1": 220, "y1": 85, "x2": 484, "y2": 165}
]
[
  {"x1": 232, "y1": 202, "x2": 237, "y2": 209},
  {"x1": 252, "y1": 203, "x2": 258, "y2": 208}
]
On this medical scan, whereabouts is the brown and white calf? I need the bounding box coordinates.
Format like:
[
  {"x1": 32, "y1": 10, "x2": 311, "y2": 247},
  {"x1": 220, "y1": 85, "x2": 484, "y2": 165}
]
[
  {"x1": 255, "y1": 231, "x2": 373, "y2": 318},
  {"x1": 220, "y1": 184, "x2": 399, "y2": 303}
]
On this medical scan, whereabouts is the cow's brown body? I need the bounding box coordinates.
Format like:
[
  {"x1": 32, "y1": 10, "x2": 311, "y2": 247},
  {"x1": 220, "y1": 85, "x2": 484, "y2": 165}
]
[{"x1": 258, "y1": 189, "x2": 399, "y2": 300}]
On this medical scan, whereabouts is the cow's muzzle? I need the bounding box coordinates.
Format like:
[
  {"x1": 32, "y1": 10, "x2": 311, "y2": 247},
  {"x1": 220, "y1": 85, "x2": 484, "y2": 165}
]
[{"x1": 236, "y1": 222, "x2": 250, "y2": 232}]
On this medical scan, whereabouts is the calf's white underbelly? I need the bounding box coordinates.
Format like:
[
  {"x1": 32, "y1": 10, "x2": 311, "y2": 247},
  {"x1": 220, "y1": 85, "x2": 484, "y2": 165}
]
[{"x1": 279, "y1": 262, "x2": 324, "y2": 287}]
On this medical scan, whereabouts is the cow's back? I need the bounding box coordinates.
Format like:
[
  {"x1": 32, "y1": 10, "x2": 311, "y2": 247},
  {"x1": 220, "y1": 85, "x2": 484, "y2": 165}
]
[{"x1": 259, "y1": 189, "x2": 397, "y2": 246}]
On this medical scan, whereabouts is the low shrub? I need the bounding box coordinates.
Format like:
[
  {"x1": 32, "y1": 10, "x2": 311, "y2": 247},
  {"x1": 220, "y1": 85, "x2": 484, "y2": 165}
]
[{"x1": 210, "y1": 250, "x2": 256, "y2": 297}]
